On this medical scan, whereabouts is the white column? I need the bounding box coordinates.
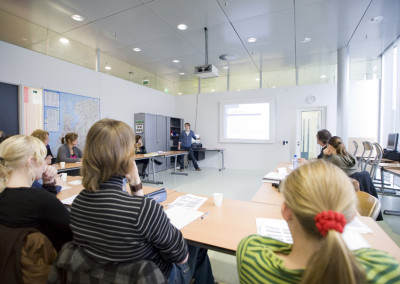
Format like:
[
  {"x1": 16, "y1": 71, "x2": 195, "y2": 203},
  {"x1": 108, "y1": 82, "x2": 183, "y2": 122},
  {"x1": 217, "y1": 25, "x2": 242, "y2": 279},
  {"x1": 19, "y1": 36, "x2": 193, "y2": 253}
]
[
  {"x1": 337, "y1": 47, "x2": 350, "y2": 147},
  {"x1": 95, "y1": 49, "x2": 100, "y2": 72}
]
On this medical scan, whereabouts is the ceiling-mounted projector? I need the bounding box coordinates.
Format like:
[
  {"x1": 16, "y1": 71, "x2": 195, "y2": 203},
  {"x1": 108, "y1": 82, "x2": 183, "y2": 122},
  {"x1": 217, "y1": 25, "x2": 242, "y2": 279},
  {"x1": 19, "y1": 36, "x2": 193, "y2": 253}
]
[{"x1": 194, "y1": 64, "x2": 219, "y2": 78}]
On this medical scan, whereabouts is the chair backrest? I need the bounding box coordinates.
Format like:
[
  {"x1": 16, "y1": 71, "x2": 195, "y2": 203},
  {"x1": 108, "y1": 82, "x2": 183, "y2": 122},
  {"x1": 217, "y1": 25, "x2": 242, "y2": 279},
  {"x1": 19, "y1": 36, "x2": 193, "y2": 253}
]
[
  {"x1": 0, "y1": 225, "x2": 56, "y2": 284},
  {"x1": 356, "y1": 190, "x2": 381, "y2": 220},
  {"x1": 360, "y1": 141, "x2": 374, "y2": 171},
  {"x1": 369, "y1": 142, "x2": 383, "y2": 179},
  {"x1": 48, "y1": 242, "x2": 168, "y2": 284},
  {"x1": 352, "y1": 141, "x2": 358, "y2": 157}
]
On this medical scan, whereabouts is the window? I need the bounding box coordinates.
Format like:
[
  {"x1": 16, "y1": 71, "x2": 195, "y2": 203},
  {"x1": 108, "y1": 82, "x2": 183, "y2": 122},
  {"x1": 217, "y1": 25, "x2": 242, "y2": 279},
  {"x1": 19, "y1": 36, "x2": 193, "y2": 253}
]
[{"x1": 219, "y1": 100, "x2": 275, "y2": 143}]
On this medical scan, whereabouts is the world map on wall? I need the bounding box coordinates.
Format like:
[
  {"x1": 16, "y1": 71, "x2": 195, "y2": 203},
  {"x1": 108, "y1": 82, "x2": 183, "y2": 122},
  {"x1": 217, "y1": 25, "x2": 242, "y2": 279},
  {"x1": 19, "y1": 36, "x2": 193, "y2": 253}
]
[{"x1": 44, "y1": 90, "x2": 100, "y2": 157}]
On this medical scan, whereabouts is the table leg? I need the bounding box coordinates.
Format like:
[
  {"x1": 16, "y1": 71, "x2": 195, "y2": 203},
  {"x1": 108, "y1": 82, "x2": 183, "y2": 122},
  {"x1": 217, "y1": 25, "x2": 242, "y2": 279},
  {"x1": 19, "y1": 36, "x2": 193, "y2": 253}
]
[
  {"x1": 219, "y1": 150, "x2": 225, "y2": 171},
  {"x1": 171, "y1": 153, "x2": 188, "y2": 176},
  {"x1": 142, "y1": 158, "x2": 163, "y2": 185}
]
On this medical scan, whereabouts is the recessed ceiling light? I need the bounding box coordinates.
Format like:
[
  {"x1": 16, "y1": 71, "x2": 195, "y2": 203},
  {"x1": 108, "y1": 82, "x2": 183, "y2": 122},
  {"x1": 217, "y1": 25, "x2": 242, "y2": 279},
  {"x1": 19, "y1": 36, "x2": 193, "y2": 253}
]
[
  {"x1": 173, "y1": 59, "x2": 180, "y2": 63},
  {"x1": 247, "y1": 37, "x2": 257, "y2": 43},
  {"x1": 105, "y1": 66, "x2": 111, "y2": 70},
  {"x1": 178, "y1": 92, "x2": 182, "y2": 95},
  {"x1": 223, "y1": 66, "x2": 229, "y2": 69},
  {"x1": 132, "y1": 47, "x2": 141, "y2": 52},
  {"x1": 211, "y1": 89, "x2": 216, "y2": 92},
  {"x1": 179, "y1": 72, "x2": 185, "y2": 75},
  {"x1": 59, "y1": 37, "x2": 69, "y2": 44},
  {"x1": 300, "y1": 37, "x2": 311, "y2": 43},
  {"x1": 255, "y1": 78, "x2": 260, "y2": 81},
  {"x1": 369, "y1": 16, "x2": 383, "y2": 24},
  {"x1": 320, "y1": 75, "x2": 326, "y2": 78},
  {"x1": 177, "y1": 24, "x2": 188, "y2": 30},
  {"x1": 272, "y1": 86, "x2": 276, "y2": 88},
  {"x1": 237, "y1": 89, "x2": 241, "y2": 91},
  {"x1": 71, "y1": 14, "x2": 85, "y2": 22}
]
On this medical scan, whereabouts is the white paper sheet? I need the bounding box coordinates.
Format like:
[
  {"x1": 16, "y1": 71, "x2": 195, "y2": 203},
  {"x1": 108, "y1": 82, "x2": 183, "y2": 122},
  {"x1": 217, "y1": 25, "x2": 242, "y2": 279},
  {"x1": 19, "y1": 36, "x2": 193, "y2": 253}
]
[
  {"x1": 61, "y1": 194, "x2": 78, "y2": 205},
  {"x1": 165, "y1": 207, "x2": 204, "y2": 229},
  {"x1": 345, "y1": 217, "x2": 373, "y2": 234},
  {"x1": 168, "y1": 194, "x2": 208, "y2": 211},
  {"x1": 68, "y1": 180, "x2": 82, "y2": 185},
  {"x1": 60, "y1": 186, "x2": 71, "y2": 191},
  {"x1": 256, "y1": 217, "x2": 371, "y2": 250}
]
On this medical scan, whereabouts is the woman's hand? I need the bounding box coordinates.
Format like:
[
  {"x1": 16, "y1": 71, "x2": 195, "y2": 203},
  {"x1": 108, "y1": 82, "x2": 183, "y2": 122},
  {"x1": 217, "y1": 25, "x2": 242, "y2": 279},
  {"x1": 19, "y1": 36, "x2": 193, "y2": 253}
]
[
  {"x1": 45, "y1": 155, "x2": 53, "y2": 165},
  {"x1": 323, "y1": 147, "x2": 331, "y2": 156},
  {"x1": 42, "y1": 165, "x2": 58, "y2": 184},
  {"x1": 126, "y1": 161, "x2": 144, "y2": 196}
]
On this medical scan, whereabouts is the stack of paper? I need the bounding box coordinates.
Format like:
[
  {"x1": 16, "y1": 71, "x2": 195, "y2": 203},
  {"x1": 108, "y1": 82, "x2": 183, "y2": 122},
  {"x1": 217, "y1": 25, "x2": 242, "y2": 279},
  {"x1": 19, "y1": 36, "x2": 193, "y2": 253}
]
[
  {"x1": 262, "y1": 172, "x2": 287, "y2": 183},
  {"x1": 165, "y1": 207, "x2": 204, "y2": 229},
  {"x1": 166, "y1": 194, "x2": 208, "y2": 229},
  {"x1": 255, "y1": 217, "x2": 372, "y2": 250}
]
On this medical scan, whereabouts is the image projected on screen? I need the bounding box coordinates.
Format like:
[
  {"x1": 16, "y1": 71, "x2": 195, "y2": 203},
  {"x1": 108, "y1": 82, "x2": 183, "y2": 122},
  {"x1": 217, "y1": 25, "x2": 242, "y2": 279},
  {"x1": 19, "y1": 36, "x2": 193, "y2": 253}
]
[
  {"x1": 219, "y1": 100, "x2": 275, "y2": 143},
  {"x1": 225, "y1": 103, "x2": 269, "y2": 140}
]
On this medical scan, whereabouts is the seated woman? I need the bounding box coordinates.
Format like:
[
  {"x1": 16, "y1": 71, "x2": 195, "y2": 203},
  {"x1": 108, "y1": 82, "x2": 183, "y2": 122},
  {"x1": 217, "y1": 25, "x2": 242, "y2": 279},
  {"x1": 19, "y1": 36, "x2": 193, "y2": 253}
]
[
  {"x1": 0, "y1": 135, "x2": 73, "y2": 251},
  {"x1": 322, "y1": 136, "x2": 358, "y2": 176},
  {"x1": 31, "y1": 129, "x2": 56, "y2": 165},
  {"x1": 237, "y1": 160, "x2": 400, "y2": 284},
  {"x1": 135, "y1": 135, "x2": 149, "y2": 178},
  {"x1": 57, "y1": 132, "x2": 83, "y2": 163},
  {"x1": 70, "y1": 119, "x2": 214, "y2": 284}
]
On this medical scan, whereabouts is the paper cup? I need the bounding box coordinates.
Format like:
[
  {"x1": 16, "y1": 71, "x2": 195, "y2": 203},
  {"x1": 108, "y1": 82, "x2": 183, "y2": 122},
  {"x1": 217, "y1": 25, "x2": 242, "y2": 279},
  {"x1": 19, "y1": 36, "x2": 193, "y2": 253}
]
[
  {"x1": 60, "y1": 162, "x2": 65, "y2": 169},
  {"x1": 61, "y1": 173, "x2": 67, "y2": 182},
  {"x1": 213, "y1": 193, "x2": 223, "y2": 207}
]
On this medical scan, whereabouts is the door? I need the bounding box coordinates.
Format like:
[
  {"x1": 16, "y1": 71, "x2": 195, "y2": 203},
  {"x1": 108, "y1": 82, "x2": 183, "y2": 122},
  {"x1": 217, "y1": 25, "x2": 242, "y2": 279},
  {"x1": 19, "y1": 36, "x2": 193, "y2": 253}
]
[{"x1": 296, "y1": 107, "x2": 326, "y2": 159}]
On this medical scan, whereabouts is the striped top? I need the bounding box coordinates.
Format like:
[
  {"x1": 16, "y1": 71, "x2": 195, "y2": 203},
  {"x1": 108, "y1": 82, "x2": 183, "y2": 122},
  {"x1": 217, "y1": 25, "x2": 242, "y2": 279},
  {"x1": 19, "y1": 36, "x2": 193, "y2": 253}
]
[
  {"x1": 237, "y1": 235, "x2": 400, "y2": 284},
  {"x1": 70, "y1": 176, "x2": 188, "y2": 277}
]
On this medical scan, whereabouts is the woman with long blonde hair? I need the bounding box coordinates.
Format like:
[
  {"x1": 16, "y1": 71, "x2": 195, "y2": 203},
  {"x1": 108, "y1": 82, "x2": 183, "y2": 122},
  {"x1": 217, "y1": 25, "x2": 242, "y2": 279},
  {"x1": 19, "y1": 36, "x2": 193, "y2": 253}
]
[
  {"x1": 237, "y1": 160, "x2": 400, "y2": 284},
  {"x1": 0, "y1": 135, "x2": 72, "y2": 251}
]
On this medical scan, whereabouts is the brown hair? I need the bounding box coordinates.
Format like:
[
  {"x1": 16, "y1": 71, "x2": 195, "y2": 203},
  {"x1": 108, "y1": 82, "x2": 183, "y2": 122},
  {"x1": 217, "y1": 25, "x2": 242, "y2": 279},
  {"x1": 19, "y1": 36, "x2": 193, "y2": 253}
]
[
  {"x1": 61, "y1": 133, "x2": 78, "y2": 144},
  {"x1": 81, "y1": 119, "x2": 136, "y2": 192},
  {"x1": 31, "y1": 129, "x2": 49, "y2": 143},
  {"x1": 280, "y1": 160, "x2": 365, "y2": 284},
  {"x1": 0, "y1": 135, "x2": 46, "y2": 192},
  {"x1": 327, "y1": 136, "x2": 349, "y2": 156},
  {"x1": 135, "y1": 135, "x2": 142, "y2": 144},
  {"x1": 184, "y1": 122, "x2": 190, "y2": 127},
  {"x1": 317, "y1": 129, "x2": 331, "y2": 145}
]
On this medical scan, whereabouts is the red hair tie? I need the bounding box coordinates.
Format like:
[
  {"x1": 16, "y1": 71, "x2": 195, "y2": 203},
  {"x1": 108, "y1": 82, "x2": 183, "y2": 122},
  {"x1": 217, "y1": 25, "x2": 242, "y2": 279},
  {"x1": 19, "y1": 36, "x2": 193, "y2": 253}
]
[{"x1": 314, "y1": 210, "x2": 347, "y2": 237}]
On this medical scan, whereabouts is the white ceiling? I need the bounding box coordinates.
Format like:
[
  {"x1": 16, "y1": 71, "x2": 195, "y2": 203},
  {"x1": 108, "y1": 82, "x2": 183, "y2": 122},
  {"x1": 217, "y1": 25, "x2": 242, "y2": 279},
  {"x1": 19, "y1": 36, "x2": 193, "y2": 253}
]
[{"x1": 0, "y1": 0, "x2": 399, "y2": 84}]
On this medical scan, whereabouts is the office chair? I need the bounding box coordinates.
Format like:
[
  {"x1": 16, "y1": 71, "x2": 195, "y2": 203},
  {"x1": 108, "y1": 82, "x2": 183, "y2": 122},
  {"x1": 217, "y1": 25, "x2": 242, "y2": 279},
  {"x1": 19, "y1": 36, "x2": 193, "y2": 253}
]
[{"x1": 356, "y1": 191, "x2": 382, "y2": 220}]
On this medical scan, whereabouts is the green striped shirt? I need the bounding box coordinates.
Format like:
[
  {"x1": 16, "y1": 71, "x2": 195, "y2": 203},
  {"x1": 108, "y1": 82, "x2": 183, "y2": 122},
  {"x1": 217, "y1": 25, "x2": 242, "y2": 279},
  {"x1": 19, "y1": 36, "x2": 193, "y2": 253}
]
[{"x1": 237, "y1": 234, "x2": 400, "y2": 284}]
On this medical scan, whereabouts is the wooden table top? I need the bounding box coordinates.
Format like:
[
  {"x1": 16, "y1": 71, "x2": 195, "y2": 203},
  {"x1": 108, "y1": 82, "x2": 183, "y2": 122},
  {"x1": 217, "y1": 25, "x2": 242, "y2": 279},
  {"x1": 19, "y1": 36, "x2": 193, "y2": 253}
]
[
  {"x1": 54, "y1": 162, "x2": 82, "y2": 171},
  {"x1": 163, "y1": 191, "x2": 400, "y2": 260},
  {"x1": 57, "y1": 176, "x2": 174, "y2": 204},
  {"x1": 250, "y1": 183, "x2": 283, "y2": 206}
]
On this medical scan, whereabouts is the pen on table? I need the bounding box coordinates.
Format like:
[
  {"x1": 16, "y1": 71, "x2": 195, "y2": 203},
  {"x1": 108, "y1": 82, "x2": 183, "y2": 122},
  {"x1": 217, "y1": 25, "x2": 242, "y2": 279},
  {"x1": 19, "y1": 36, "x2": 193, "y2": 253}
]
[{"x1": 199, "y1": 211, "x2": 210, "y2": 221}]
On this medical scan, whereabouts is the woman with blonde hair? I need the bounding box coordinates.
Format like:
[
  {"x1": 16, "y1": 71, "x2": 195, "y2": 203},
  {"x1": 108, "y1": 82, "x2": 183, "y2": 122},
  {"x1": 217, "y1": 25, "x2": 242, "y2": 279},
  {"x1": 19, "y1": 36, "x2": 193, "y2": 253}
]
[
  {"x1": 31, "y1": 129, "x2": 55, "y2": 164},
  {"x1": 69, "y1": 119, "x2": 214, "y2": 283},
  {"x1": 323, "y1": 136, "x2": 358, "y2": 176},
  {"x1": 56, "y1": 132, "x2": 83, "y2": 163},
  {"x1": 237, "y1": 160, "x2": 400, "y2": 284},
  {"x1": 0, "y1": 135, "x2": 72, "y2": 251}
]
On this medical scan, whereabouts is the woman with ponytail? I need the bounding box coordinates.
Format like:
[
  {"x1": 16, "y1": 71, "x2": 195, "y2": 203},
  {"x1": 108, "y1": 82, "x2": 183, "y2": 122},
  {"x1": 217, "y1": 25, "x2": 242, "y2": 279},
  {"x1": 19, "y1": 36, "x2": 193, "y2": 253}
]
[
  {"x1": 56, "y1": 132, "x2": 83, "y2": 163},
  {"x1": 323, "y1": 136, "x2": 358, "y2": 176},
  {"x1": 237, "y1": 160, "x2": 400, "y2": 284},
  {"x1": 0, "y1": 135, "x2": 72, "y2": 251}
]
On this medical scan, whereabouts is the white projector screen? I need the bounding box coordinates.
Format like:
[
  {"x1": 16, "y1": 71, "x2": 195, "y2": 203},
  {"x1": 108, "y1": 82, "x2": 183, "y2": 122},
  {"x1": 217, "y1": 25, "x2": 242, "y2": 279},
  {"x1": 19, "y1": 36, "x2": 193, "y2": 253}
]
[{"x1": 219, "y1": 100, "x2": 275, "y2": 143}]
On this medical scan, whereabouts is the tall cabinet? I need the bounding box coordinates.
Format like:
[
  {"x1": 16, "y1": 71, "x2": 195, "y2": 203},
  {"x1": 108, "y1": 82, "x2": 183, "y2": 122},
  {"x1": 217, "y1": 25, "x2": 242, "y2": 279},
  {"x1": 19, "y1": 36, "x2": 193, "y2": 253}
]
[{"x1": 134, "y1": 113, "x2": 183, "y2": 172}]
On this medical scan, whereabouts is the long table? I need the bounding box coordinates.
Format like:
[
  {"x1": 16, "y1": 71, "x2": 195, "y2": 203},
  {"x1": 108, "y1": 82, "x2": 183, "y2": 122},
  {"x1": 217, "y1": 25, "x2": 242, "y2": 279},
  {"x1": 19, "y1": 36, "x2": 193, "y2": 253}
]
[
  {"x1": 57, "y1": 176, "x2": 175, "y2": 205},
  {"x1": 57, "y1": 170, "x2": 400, "y2": 262},
  {"x1": 192, "y1": 148, "x2": 226, "y2": 171},
  {"x1": 136, "y1": 151, "x2": 188, "y2": 184}
]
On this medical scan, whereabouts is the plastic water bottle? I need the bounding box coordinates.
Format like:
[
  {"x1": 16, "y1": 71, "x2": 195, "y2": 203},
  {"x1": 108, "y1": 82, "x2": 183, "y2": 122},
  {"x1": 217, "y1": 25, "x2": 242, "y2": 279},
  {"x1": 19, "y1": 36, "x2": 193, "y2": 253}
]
[{"x1": 292, "y1": 155, "x2": 298, "y2": 169}]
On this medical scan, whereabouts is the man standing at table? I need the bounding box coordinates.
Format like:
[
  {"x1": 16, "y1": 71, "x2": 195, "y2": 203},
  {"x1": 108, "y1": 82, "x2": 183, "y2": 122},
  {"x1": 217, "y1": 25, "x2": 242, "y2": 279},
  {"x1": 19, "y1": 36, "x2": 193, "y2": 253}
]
[{"x1": 178, "y1": 122, "x2": 201, "y2": 172}]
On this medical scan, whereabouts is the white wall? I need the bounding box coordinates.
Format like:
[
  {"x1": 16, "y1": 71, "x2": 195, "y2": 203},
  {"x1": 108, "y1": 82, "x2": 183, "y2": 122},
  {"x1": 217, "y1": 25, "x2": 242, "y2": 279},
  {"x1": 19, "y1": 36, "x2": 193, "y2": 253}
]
[
  {"x1": 348, "y1": 80, "x2": 380, "y2": 141},
  {"x1": 0, "y1": 40, "x2": 175, "y2": 130},
  {"x1": 175, "y1": 84, "x2": 338, "y2": 171}
]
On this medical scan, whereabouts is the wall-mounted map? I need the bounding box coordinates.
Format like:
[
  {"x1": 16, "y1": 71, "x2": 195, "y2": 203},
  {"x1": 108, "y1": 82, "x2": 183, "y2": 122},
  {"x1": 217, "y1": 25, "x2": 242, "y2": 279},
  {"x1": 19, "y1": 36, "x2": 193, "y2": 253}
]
[{"x1": 44, "y1": 89, "x2": 100, "y2": 156}]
